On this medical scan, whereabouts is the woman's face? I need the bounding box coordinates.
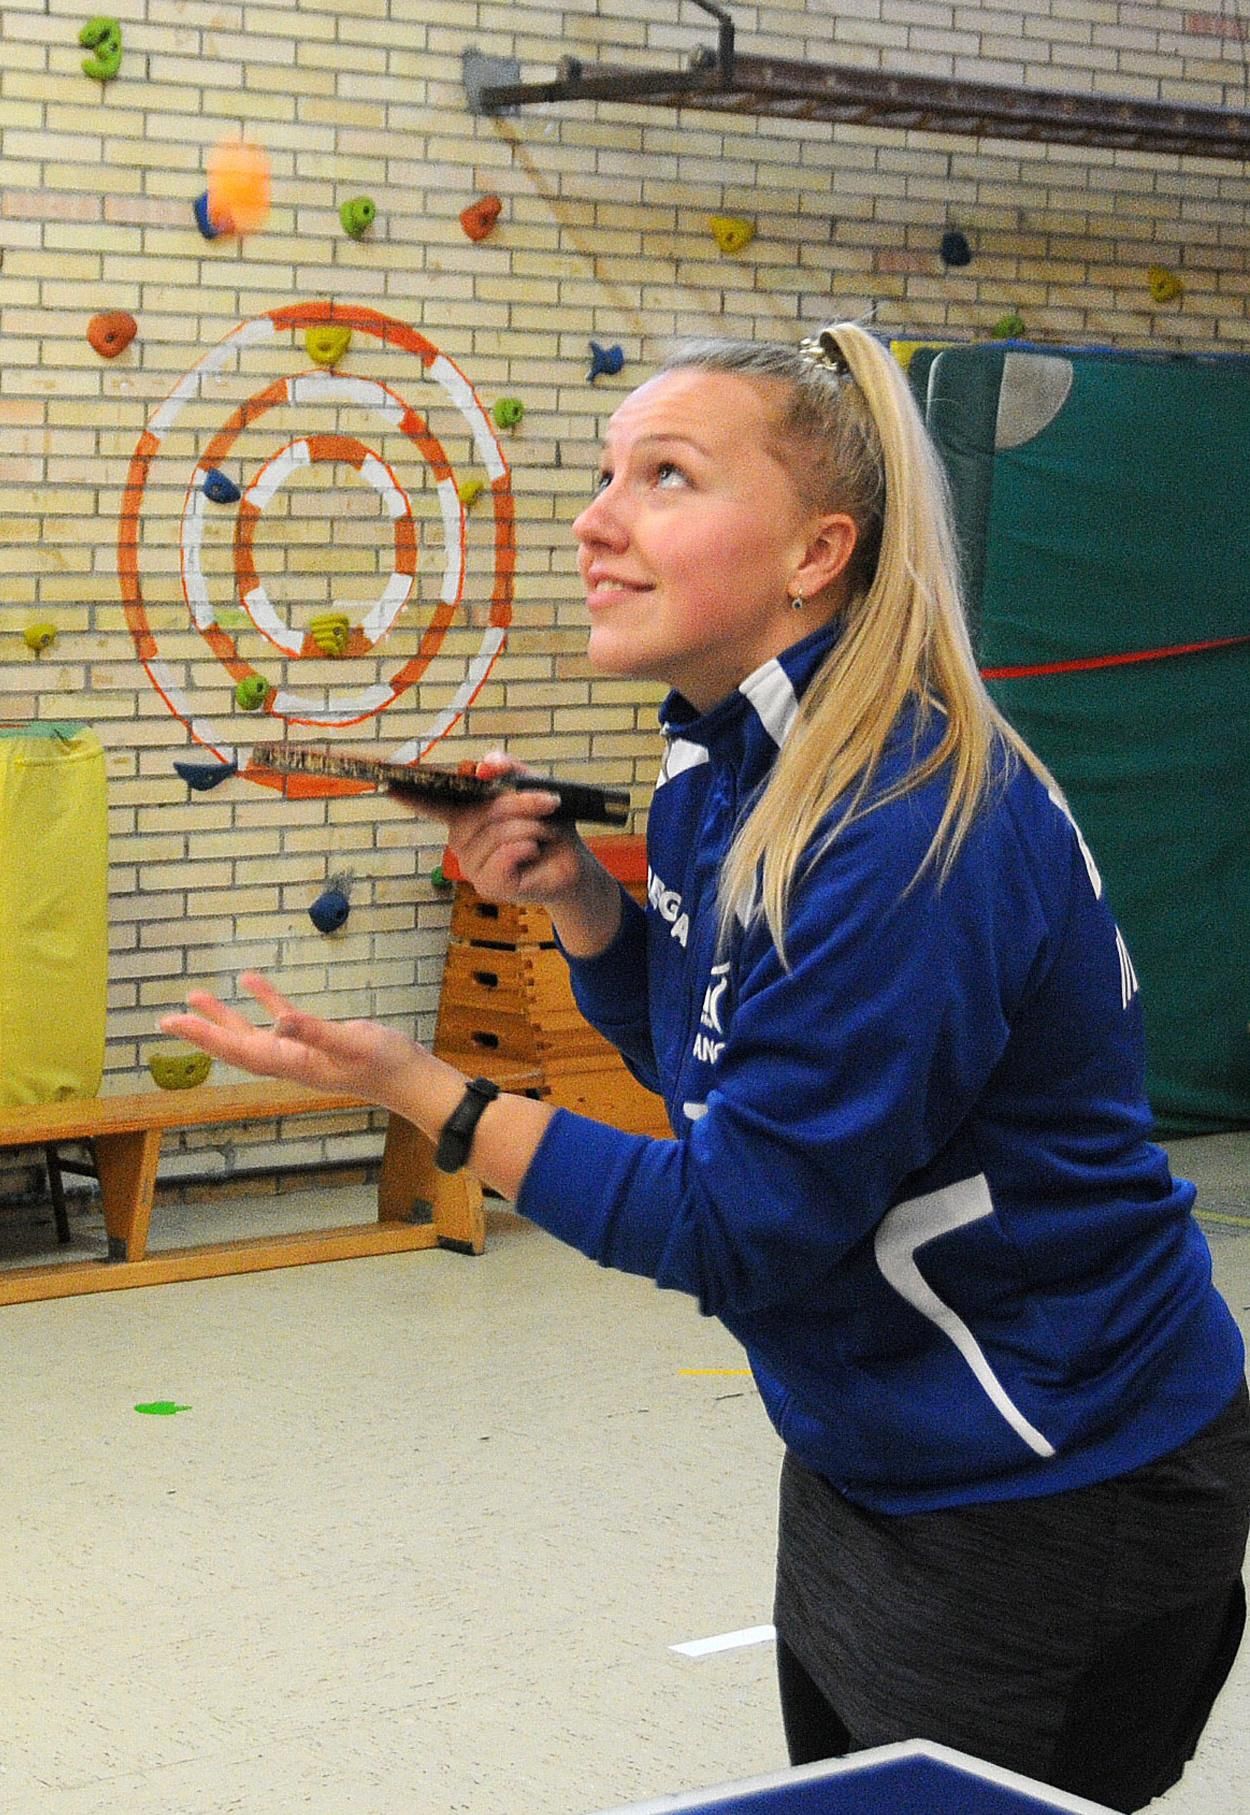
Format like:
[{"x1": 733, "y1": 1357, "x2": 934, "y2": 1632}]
[{"x1": 573, "y1": 368, "x2": 844, "y2": 714}]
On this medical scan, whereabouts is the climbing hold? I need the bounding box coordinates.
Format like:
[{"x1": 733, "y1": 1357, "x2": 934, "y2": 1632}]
[
  {"x1": 134, "y1": 1401, "x2": 192, "y2": 1416},
  {"x1": 308, "y1": 885, "x2": 351, "y2": 934},
  {"x1": 457, "y1": 477, "x2": 486, "y2": 509},
  {"x1": 193, "y1": 191, "x2": 226, "y2": 239},
  {"x1": 430, "y1": 864, "x2": 451, "y2": 890},
  {"x1": 1148, "y1": 265, "x2": 1184, "y2": 305},
  {"x1": 587, "y1": 341, "x2": 625, "y2": 382},
  {"x1": 235, "y1": 676, "x2": 269, "y2": 711},
  {"x1": 23, "y1": 623, "x2": 57, "y2": 654},
  {"x1": 939, "y1": 230, "x2": 972, "y2": 268},
  {"x1": 309, "y1": 612, "x2": 351, "y2": 656},
  {"x1": 174, "y1": 758, "x2": 238, "y2": 791},
  {"x1": 492, "y1": 397, "x2": 524, "y2": 430},
  {"x1": 991, "y1": 311, "x2": 1027, "y2": 340},
  {"x1": 147, "y1": 1049, "x2": 212, "y2": 1089},
  {"x1": 79, "y1": 16, "x2": 122, "y2": 82},
  {"x1": 202, "y1": 468, "x2": 241, "y2": 505},
  {"x1": 709, "y1": 215, "x2": 755, "y2": 255},
  {"x1": 206, "y1": 136, "x2": 271, "y2": 236},
  {"x1": 460, "y1": 194, "x2": 503, "y2": 242},
  {"x1": 305, "y1": 325, "x2": 352, "y2": 368},
  {"x1": 339, "y1": 196, "x2": 376, "y2": 238},
  {"x1": 87, "y1": 310, "x2": 137, "y2": 358}
]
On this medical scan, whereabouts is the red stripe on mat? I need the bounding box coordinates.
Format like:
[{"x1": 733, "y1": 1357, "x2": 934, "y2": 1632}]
[{"x1": 982, "y1": 633, "x2": 1250, "y2": 680}]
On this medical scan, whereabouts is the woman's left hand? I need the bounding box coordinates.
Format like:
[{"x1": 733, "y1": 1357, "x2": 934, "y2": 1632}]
[{"x1": 159, "y1": 971, "x2": 421, "y2": 1111}]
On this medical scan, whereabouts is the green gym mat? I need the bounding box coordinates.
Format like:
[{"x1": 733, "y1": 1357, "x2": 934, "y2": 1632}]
[{"x1": 922, "y1": 344, "x2": 1250, "y2": 1134}]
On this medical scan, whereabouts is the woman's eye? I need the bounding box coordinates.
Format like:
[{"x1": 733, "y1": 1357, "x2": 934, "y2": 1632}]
[
  {"x1": 656, "y1": 461, "x2": 687, "y2": 487},
  {"x1": 592, "y1": 470, "x2": 612, "y2": 494}
]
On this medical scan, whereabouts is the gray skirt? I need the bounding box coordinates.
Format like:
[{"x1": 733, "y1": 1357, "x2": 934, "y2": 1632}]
[{"x1": 774, "y1": 1381, "x2": 1250, "y2": 1787}]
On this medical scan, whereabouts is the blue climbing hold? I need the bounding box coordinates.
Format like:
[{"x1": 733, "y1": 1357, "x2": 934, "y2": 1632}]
[
  {"x1": 309, "y1": 887, "x2": 350, "y2": 934},
  {"x1": 193, "y1": 191, "x2": 224, "y2": 240},
  {"x1": 202, "y1": 468, "x2": 241, "y2": 505},
  {"x1": 939, "y1": 230, "x2": 972, "y2": 268},
  {"x1": 174, "y1": 758, "x2": 239, "y2": 792},
  {"x1": 587, "y1": 341, "x2": 625, "y2": 382}
]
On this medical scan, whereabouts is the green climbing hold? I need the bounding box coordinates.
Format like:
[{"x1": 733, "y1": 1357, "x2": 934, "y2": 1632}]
[
  {"x1": 340, "y1": 196, "x2": 376, "y2": 238},
  {"x1": 430, "y1": 864, "x2": 447, "y2": 889},
  {"x1": 492, "y1": 397, "x2": 524, "y2": 430},
  {"x1": 235, "y1": 676, "x2": 269, "y2": 711},
  {"x1": 79, "y1": 16, "x2": 122, "y2": 81},
  {"x1": 135, "y1": 1401, "x2": 191, "y2": 1416},
  {"x1": 991, "y1": 311, "x2": 1027, "y2": 340}
]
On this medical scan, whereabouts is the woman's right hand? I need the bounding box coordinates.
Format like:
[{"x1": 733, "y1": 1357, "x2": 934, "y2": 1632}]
[
  {"x1": 439, "y1": 753, "x2": 625, "y2": 959},
  {"x1": 442, "y1": 753, "x2": 585, "y2": 905}
]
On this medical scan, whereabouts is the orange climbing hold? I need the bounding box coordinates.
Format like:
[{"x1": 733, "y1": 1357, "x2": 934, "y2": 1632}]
[
  {"x1": 460, "y1": 194, "x2": 502, "y2": 242},
  {"x1": 87, "y1": 310, "x2": 137, "y2": 358}
]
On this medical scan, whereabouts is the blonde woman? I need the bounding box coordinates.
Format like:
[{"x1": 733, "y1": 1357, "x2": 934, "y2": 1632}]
[{"x1": 164, "y1": 325, "x2": 1249, "y2": 1811}]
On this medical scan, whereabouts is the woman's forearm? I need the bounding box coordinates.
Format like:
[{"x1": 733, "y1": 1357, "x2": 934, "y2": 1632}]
[
  {"x1": 547, "y1": 850, "x2": 626, "y2": 959},
  {"x1": 389, "y1": 1046, "x2": 557, "y2": 1203}
]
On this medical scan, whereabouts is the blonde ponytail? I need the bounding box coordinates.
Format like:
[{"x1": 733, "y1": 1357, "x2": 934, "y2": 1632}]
[{"x1": 658, "y1": 325, "x2": 1059, "y2": 963}]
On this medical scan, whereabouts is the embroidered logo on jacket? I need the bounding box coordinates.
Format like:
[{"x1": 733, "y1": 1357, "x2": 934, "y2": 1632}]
[
  {"x1": 692, "y1": 960, "x2": 730, "y2": 1063},
  {"x1": 647, "y1": 866, "x2": 689, "y2": 947}
]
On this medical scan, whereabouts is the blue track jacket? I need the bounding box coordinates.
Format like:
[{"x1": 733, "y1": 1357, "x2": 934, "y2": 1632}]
[{"x1": 517, "y1": 622, "x2": 1245, "y2": 1512}]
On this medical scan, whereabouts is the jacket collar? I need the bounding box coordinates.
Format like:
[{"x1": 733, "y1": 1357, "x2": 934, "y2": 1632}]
[{"x1": 657, "y1": 619, "x2": 840, "y2": 783}]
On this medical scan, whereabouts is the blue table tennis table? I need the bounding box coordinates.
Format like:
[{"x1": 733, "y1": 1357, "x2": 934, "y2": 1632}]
[{"x1": 596, "y1": 1740, "x2": 1117, "y2": 1813}]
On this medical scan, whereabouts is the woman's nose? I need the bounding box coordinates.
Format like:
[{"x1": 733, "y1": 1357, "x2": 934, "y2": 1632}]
[{"x1": 574, "y1": 486, "x2": 626, "y2": 548}]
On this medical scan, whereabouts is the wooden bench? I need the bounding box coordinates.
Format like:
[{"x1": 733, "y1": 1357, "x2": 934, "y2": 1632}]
[{"x1": 0, "y1": 1069, "x2": 540, "y2": 1306}]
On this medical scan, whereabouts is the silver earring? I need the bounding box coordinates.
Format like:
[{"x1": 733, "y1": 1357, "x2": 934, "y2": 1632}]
[{"x1": 790, "y1": 592, "x2": 804, "y2": 611}]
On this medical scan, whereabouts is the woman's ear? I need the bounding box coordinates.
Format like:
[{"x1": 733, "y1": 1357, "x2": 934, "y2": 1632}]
[{"x1": 792, "y1": 512, "x2": 858, "y2": 602}]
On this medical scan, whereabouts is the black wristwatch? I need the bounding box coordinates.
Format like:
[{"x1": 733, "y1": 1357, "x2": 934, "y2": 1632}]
[{"x1": 434, "y1": 1076, "x2": 501, "y2": 1174}]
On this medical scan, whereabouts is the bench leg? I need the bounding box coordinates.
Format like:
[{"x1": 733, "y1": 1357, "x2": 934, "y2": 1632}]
[
  {"x1": 377, "y1": 1114, "x2": 485, "y2": 1256},
  {"x1": 43, "y1": 1146, "x2": 72, "y2": 1244},
  {"x1": 93, "y1": 1129, "x2": 163, "y2": 1261}
]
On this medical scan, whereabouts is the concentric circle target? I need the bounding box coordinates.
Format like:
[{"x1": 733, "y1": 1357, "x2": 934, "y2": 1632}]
[{"x1": 120, "y1": 302, "x2": 515, "y2": 795}]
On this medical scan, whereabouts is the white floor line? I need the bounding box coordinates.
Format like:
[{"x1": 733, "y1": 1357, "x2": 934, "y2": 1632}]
[{"x1": 670, "y1": 1623, "x2": 776, "y2": 1658}]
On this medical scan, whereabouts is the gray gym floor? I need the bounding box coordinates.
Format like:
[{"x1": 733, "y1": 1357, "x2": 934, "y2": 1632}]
[{"x1": 0, "y1": 1132, "x2": 1246, "y2": 1814}]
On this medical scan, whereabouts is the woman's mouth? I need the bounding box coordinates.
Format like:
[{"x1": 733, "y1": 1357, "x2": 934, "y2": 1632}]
[{"x1": 585, "y1": 574, "x2": 652, "y2": 610}]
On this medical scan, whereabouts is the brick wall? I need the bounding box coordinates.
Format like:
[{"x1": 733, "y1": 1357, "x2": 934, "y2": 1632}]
[{"x1": 1, "y1": 0, "x2": 1247, "y2": 1187}]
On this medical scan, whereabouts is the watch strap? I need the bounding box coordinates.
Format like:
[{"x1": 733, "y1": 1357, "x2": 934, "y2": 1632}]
[{"x1": 434, "y1": 1075, "x2": 501, "y2": 1174}]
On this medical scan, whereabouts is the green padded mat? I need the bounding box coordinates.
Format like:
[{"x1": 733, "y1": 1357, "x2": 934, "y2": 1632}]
[{"x1": 922, "y1": 344, "x2": 1250, "y2": 1135}]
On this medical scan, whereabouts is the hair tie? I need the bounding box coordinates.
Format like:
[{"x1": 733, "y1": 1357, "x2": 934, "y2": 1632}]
[{"x1": 798, "y1": 327, "x2": 851, "y2": 376}]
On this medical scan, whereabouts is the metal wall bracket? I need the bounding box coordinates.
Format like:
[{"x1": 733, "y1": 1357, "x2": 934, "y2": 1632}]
[
  {"x1": 463, "y1": 3, "x2": 1250, "y2": 161},
  {"x1": 464, "y1": 48, "x2": 522, "y2": 116}
]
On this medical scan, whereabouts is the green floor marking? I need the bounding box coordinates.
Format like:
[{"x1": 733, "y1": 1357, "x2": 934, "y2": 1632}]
[{"x1": 134, "y1": 1401, "x2": 191, "y2": 1416}]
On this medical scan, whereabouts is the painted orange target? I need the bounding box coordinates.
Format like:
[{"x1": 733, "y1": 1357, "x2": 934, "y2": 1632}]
[{"x1": 120, "y1": 302, "x2": 515, "y2": 795}]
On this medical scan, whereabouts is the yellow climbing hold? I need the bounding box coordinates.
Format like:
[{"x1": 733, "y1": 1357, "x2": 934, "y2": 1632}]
[
  {"x1": 305, "y1": 325, "x2": 352, "y2": 367},
  {"x1": 309, "y1": 612, "x2": 351, "y2": 656},
  {"x1": 457, "y1": 477, "x2": 486, "y2": 509},
  {"x1": 23, "y1": 623, "x2": 57, "y2": 654},
  {"x1": 148, "y1": 1048, "x2": 213, "y2": 1089},
  {"x1": 1148, "y1": 265, "x2": 1184, "y2": 305},
  {"x1": 709, "y1": 215, "x2": 755, "y2": 255}
]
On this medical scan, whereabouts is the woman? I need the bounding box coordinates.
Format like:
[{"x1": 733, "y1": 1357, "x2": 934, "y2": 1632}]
[{"x1": 163, "y1": 324, "x2": 1250, "y2": 1811}]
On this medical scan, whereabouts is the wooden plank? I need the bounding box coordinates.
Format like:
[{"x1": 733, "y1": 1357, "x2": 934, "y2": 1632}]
[
  {"x1": 435, "y1": 1004, "x2": 617, "y2": 1066},
  {"x1": 0, "y1": 1222, "x2": 440, "y2": 1306},
  {"x1": 0, "y1": 1080, "x2": 372, "y2": 1149},
  {"x1": 542, "y1": 1065, "x2": 673, "y2": 1137},
  {"x1": 449, "y1": 890, "x2": 556, "y2": 949}
]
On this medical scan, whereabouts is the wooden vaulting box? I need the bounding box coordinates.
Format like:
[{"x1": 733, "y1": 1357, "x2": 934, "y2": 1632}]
[{"x1": 434, "y1": 839, "x2": 671, "y2": 1138}]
